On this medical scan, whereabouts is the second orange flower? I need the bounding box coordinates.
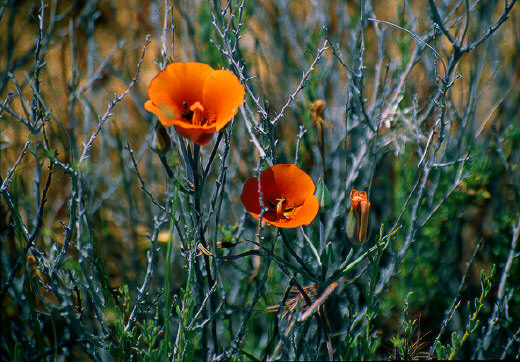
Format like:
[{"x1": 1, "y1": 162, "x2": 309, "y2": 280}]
[
  {"x1": 240, "y1": 164, "x2": 319, "y2": 228},
  {"x1": 144, "y1": 62, "x2": 245, "y2": 146}
]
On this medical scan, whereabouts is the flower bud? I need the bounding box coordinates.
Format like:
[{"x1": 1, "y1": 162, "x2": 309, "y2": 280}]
[
  {"x1": 346, "y1": 189, "x2": 370, "y2": 245},
  {"x1": 311, "y1": 99, "x2": 325, "y2": 120},
  {"x1": 150, "y1": 123, "x2": 172, "y2": 155}
]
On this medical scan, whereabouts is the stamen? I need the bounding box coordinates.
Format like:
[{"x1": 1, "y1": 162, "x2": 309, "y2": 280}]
[
  {"x1": 275, "y1": 198, "x2": 286, "y2": 219},
  {"x1": 190, "y1": 101, "x2": 205, "y2": 126}
]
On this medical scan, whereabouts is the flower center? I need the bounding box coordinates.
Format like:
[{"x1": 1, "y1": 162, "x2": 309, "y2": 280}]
[
  {"x1": 266, "y1": 197, "x2": 294, "y2": 220},
  {"x1": 182, "y1": 101, "x2": 214, "y2": 126}
]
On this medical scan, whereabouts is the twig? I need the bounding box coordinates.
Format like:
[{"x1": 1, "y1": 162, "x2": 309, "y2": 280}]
[
  {"x1": 367, "y1": 17, "x2": 447, "y2": 76},
  {"x1": 78, "y1": 35, "x2": 150, "y2": 165},
  {"x1": 204, "y1": 131, "x2": 224, "y2": 177},
  {"x1": 430, "y1": 238, "x2": 484, "y2": 355},
  {"x1": 477, "y1": 216, "x2": 520, "y2": 358},
  {"x1": 270, "y1": 41, "x2": 328, "y2": 126},
  {"x1": 124, "y1": 214, "x2": 168, "y2": 331},
  {"x1": 0, "y1": 162, "x2": 54, "y2": 300},
  {"x1": 126, "y1": 143, "x2": 168, "y2": 213},
  {"x1": 0, "y1": 135, "x2": 32, "y2": 193},
  {"x1": 461, "y1": 0, "x2": 517, "y2": 53}
]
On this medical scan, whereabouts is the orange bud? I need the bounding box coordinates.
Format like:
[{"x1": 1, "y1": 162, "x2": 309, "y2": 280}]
[
  {"x1": 311, "y1": 99, "x2": 326, "y2": 120},
  {"x1": 346, "y1": 189, "x2": 371, "y2": 245}
]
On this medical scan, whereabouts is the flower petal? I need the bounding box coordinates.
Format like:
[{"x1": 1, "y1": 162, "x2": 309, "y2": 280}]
[
  {"x1": 203, "y1": 69, "x2": 245, "y2": 130},
  {"x1": 173, "y1": 124, "x2": 215, "y2": 146},
  {"x1": 267, "y1": 195, "x2": 319, "y2": 228},
  {"x1": 240, "y1": 177, "x2": 262, "y2": 216},
  {"x1": 144, "y1": 99, "x2": 179, "y2": 127},
  {"x1": 260, "y1": 164, "x2": 316, "y2": 208},
  {"x1": 241, "y1": 165, "x2": 319, "y2": 228},
  {"x1": 350, "y1": 189, "x2": 368, "y2": 209}
]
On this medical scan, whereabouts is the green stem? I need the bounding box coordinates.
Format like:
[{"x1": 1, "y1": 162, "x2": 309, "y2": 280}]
[
  {"x1": 163, "y1": 208, "x2": 176, "y2": 360},
  {"x1": 279, "y1": 229, "x2": 317, "y2": 280},
  {"x1": 159, "y1": 155, "x2": 174, "y2": 179},
  {"x1": 448, "y1": 291, "x2": 485, "y2": 360},
  {"x1": 273, "y1": 258, "x2": 333, "y2": 360},
  {"x1": 204, "y1": 131, "x2": 223, "y2": 177},
  {"x1": 330, "y1": 232, "x2": 392, "y2": 281},
  {"x1": 191, "y1": 144, "x2": 218, "y2": 355}
]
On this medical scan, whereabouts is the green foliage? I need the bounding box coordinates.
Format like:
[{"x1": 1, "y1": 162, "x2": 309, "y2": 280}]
[
  {"x1": 387, "y1": 292, "x2": 432, "y2": 359},
  {"x1": 434, "y1": 266, "x2": 496, "y2": 360}
]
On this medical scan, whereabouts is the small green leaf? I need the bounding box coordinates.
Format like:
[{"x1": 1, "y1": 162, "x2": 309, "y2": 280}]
[
  {"x1": 471, "y1": 319, "x2": 481, "y2": 333},
  {"x1": 451, "y1": 331, "x2": 459, "y2": 348},
  {"x1": 316, "y1": 177, "x2": 332, "y2": 210},
  {"x1": 434, "y1": 340, "x2": 442, "y2": 354},
  {"x1": 320, "y1": 241, "x2": 334, "y2": 267},
  {"x1": 346, "y1": 208, "x2": 357, "y2": 242},
  {"x1": 12, "y1": 342, "x2": 22, "y2": 362},
  {"x1": 261, "y1": 159, "x2": 270, "y2": 170},
  {"x1": 490, "y1": 264, "x2": 496, "y2": 278},
  {"x1": 474, "y1": 297, "x2": 481, "y2": 311}
]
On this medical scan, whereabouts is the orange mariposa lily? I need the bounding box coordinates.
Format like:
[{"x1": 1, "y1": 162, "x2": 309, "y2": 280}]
[
  {"x1": 240, "y1": 164, "x2": 319, "y2": 228},
  {"x1": 144, "y1": 62, "x2": 245, "y2": 146}
]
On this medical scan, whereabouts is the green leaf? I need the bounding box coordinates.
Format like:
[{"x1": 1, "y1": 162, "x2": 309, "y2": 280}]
[
  {"x1": 346, "y1": 208, "x2": 357, "y2": 242},
  {"x1": 12, "y1": 342, "x2": 22, "y2": 362},
  {"x1": 316, "y1": 177, "x2": 332, "y2": 210},
  {"x1": 261, "y1": 159, "x2": 270, "y2": 170},
  {"x1": 320, "y1": 241, "x2": 334, "y2": 267},
  {"x1": 471, "y1": 319, "x2": 481, "y2": 333},
  {"x1": 474, "y1": 297, "x2": 481, "y2": 312},
  {"x1": 440, "y1": 346, "x2": 448, "y2": 360},
  {"x1": 451, "y1": 331, "x2": 459, "y2": 349},
  {"x1": 434, "y1": 340, "x2": 442, "y2": 354}
]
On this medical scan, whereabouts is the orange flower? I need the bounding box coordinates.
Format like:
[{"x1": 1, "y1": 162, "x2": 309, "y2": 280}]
[
  {"x1": 144, "y1": 62, "x2": 245, "y2": 146},
  {"x1": 346, "y1": 189, "x2": 371, "y2": 245},
  {"x1": 240, "y1": 164, "x2": 319, "y2": 228}
]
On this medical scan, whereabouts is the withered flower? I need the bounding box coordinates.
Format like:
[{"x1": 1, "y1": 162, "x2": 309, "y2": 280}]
[{"x1": 267, "y1": 282, "x2": 338, "y2": 322}]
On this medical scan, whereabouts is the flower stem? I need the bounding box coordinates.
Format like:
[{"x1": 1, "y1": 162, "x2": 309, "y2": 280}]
[
  {"x1": 159, "y1": 155, "x2": 174, "y2": 179},
  {"x1": 274, "y1": 258, "x2": 333, "y2": 360},
  {"x1": 279, "y1": 228, "x2": 317, "y2": 281},
  {"x1": 190, "y1": 144, "x2": 218, "y2": 355},
  {"x1": 163, "y1": 207, "x2": 176, "y2": 360},
  {"x1": 204, "y1": 131, "x2": 223, "y2": 177}
]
